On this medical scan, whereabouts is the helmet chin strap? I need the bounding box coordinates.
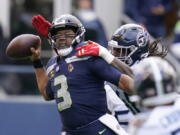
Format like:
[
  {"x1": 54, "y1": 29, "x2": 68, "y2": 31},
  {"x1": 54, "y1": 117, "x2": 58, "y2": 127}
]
[
  {"x1": 50, "y1": 38, "x2": 73, "y2": 56},
  {"x1": 55, "y1": 35, "x2": 80, "y2": 56},
  {"x1": 57, "y1": 46, "x2": 73, "y2": 56}
]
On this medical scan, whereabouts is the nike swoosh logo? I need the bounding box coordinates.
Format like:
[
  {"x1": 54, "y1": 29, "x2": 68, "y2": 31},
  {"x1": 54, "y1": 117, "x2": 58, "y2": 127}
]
[{"x1": 98, "y1": 129, "x2": 107, "y2": 134}]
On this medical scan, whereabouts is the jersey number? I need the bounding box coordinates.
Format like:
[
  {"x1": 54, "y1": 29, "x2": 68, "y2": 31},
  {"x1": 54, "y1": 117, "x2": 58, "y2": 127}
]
[{"x1": 54, "y1": 75, "x2": 72, "y2": 111}]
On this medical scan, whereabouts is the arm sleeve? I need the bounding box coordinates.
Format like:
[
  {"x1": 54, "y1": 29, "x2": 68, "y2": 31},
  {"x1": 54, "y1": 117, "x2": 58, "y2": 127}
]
[
  {"x1": 45, "y1": 80, "x2": 54, "y2": 100},
  {"x1": 90, "y1": 58, "x2": 121, "y2": 86},
  {"x1": 45, "y1": 57, "x2": 56, "y2": 100}
]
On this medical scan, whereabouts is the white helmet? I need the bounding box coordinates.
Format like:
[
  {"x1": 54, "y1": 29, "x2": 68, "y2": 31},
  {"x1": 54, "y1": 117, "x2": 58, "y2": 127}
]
[{"x1": 133, "y1": 57, "x2": 178, "y2": 108}]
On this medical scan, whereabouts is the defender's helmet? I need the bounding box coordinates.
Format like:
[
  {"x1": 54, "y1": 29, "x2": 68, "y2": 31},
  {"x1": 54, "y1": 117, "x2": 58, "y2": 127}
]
[
  {"x1": 133, "y1": 57, "x2": 177, "y2": 108},
  {"x1": 108, "y1": 24, "x2": 150, "y2": 66},
  {"x1": 49, "y1": 14, "x2": 86, "y2": 56}
]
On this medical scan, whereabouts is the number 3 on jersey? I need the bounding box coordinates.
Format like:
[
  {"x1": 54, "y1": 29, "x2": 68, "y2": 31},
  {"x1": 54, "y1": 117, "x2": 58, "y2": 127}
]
[{"x1": 54, "y1": 75, "x2": 72, "y2": 111}]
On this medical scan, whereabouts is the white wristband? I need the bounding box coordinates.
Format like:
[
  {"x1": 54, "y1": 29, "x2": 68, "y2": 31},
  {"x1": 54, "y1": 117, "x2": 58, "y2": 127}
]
[{"x1": 99, "y1": 46, "x2": 115, "y2": 64}]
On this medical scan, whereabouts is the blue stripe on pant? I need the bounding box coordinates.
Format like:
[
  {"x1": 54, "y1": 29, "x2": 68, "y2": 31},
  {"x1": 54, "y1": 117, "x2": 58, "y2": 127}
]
[{"x1": 115, "y1": 110, "x2": 130, "y2": 126}]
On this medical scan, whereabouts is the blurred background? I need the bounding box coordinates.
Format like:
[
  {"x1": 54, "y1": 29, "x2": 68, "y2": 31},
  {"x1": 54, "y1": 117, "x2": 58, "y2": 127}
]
[{"x1": 0, "y1": 0, "x2": 180, "y2": 135}]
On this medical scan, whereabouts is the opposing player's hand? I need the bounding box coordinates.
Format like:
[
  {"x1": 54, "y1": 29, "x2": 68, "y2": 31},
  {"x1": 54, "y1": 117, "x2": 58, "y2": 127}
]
[
  {"x1": 30, "y1": 47, "x2": 41, "y2": 61},
  {"x1": 76, "y1": 40, "x2": 114, "y2": 64},
  {"x1": 32, "y1": 15, "x2": 52, "y2": 38},
  {"x1": 75, "y1": 40, "x2": 100, "y2": 56}
]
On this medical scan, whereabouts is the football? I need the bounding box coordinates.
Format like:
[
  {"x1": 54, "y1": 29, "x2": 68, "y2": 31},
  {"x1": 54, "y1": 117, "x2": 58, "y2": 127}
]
[{"x1": 6, "y1": 34, "x2": 41, "y2": 59}]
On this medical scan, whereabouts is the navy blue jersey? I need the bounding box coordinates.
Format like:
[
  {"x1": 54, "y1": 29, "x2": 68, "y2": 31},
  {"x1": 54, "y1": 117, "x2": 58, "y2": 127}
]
[{"x1": 45, "y1": 42, "x2": 121, "y2": 130}]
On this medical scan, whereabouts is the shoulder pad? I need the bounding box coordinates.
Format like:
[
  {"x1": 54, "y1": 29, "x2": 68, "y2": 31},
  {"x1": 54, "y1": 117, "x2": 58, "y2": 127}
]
[{"x1": 46, "y1": 56, "x2": 58, "y2": 77}]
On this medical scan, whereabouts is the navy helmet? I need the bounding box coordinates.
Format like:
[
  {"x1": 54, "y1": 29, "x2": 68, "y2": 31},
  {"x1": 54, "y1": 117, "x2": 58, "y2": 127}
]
[
  {"x1": 49, "y1": 14, "x2": 86, "y2": 56},
  {"x1": 49, "y1": 14, "x2": 85, "y2": 44},
  {"x1": 108, "y1": 24, "x2": 150, "y2": 66}
]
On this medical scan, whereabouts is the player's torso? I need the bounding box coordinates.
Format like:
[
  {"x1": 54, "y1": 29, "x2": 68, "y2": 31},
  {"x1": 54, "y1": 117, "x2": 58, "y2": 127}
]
[{"x1": 47, "y1": 50, "x2": 108, "y2": 130}]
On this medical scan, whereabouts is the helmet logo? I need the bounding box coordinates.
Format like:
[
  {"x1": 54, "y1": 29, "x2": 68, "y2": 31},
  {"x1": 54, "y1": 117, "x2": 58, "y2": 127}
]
[{"x1": 136, "y1": 32, "x2": 149, "y2": 47}]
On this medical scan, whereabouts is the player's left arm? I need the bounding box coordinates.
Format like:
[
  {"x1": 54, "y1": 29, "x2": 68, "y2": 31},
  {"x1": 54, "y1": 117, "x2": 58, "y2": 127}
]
[
  {"x1": 91, "y1": 57, "x2": 134, "y2": 94},
  {"x1": 111, "y1": 58, "x2": 134, "y2": 78},
  {"x1": 118, "y1": 74, "x2": 134, "y2": 94},
  {"x1": 76, "y1": 41, "x2": 134, "y2": 78},
  {"x1": 30, "y1": 48, "x2": 53, "y2": 101}
]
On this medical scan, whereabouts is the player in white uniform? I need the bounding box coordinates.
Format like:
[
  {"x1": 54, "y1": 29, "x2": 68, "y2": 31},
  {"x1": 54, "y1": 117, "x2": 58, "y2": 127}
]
[
  {"x1": 169, "y1": 44, "x2": 180, "y2": 106},
  {"x1": 76, "y1": 24, "x2": 168, "y2": 131},
  {"x1": 128, "y1": 57, "x2": 180, "y2": 135},
  {"x1": 105, "y1": 24, "x2": 151, "y2": 129}
]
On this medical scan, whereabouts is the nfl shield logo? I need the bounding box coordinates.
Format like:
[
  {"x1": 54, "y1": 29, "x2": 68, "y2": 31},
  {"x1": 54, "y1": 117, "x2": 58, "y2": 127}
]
[{"x1": 68, "y1": 64, "x2": 74, "y2": 72}]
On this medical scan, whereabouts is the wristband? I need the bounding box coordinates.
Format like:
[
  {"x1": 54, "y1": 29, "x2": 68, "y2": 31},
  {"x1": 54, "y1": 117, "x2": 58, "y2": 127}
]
[
  {"x1": 32, "y1": 59, "x2": 44, "y2": 68},
  {"x1": 99, "y1": 46, "x2": 115, "y2": 64}
]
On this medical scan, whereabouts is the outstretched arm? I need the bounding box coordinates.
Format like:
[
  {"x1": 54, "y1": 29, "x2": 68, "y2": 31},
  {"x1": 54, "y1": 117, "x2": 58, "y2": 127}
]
[
  {"x1": 30, "y1": 47, "x2": 52, "y2": 100},
  {"x1": 111, "y1": 58, "x2": 134, "y2": 78},
  {"x1": 76, "y1": 41, "x2": 134, "y2": 78},
  {"x1": 118, "y1": 74, "x2": 134, "y2": 94}
]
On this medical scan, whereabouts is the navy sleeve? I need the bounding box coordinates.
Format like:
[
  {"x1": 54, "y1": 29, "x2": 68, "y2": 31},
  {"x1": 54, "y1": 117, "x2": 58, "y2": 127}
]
[
  {"x1": 45, "y1": 57, "x2": 57, "y2": 100},
  {"x1": 90, "y1": 57, "x2": 121, "y2": 86},
  {"x1": 45, "y1": 80, "x2": 54, "y2": 100}
]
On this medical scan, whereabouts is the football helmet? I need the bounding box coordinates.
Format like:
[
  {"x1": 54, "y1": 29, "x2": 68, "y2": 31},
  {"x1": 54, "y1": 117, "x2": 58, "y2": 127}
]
[
  {"x1": 49, "y1": 14, "x2": 86, "y2": 56},
  {"x1": 133, "y1": 57, "x2": 178, "y2": 108},
  {"x1": 108, "y1": 24, "x2": 150, "y2": 66}
]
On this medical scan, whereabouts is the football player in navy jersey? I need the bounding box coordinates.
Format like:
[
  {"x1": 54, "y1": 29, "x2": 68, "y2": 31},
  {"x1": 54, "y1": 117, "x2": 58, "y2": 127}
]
[{"x1": 30, "y1": 14, "x2": 133, "y2": 135}]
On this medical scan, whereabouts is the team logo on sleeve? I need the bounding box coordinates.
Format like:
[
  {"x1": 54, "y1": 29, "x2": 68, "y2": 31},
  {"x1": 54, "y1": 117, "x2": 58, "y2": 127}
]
[{"x1": 68, "y1": 64, "x2": 74, "y2": 72}]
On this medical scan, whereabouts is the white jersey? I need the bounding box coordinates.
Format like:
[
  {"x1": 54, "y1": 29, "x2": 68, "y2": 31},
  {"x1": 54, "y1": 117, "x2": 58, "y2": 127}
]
[
  {"x1": 105, "y1": 61, "x2": 141, "y2": 131},
  {"x1": 128, "y1": 105, "x2": 180, "y2": 135},
  {"x1": 105, "y1": 84, "x2": 134, "y2": 131}
]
